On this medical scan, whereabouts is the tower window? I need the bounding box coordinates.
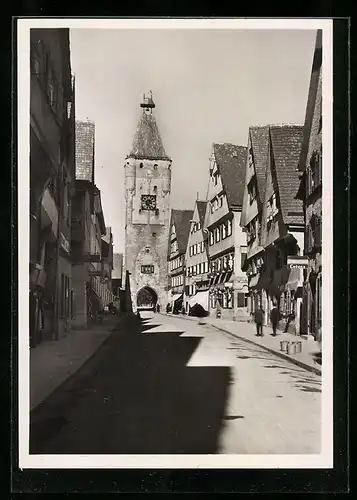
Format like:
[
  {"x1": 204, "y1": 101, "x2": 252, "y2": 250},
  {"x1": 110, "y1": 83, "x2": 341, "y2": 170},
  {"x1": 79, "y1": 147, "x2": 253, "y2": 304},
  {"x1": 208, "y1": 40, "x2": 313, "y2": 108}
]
[
  {"x1": 152, "y1": 232, "x2": 156, "y2": 238},
  {"x1": 140, "y1": 162, "x2": 144, "y2": 168},
  {"x1": 153, "y1": 185, "x2": 157, "y2": 192},
  {"x1": 154, "y1": 164, "x2": 158, "y2": 170}
]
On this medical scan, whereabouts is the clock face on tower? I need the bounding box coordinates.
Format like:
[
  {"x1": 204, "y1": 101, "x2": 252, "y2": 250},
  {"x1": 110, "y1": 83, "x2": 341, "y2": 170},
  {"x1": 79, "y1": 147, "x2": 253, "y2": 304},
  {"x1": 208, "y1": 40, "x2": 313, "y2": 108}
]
[{"x1": 141, "y1": 195, "x2": 157, "y2": 211}]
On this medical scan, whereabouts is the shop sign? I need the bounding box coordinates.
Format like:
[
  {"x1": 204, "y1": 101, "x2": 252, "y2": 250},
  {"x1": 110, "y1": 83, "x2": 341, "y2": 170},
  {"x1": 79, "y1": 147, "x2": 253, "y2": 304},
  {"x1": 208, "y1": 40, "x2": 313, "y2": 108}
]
[
  {"x1": 60, "y1": 232, "x2": 70, "y2": 253},
  {"x1": 287, "y1": 255, "x2": 309, "y2": 269}
]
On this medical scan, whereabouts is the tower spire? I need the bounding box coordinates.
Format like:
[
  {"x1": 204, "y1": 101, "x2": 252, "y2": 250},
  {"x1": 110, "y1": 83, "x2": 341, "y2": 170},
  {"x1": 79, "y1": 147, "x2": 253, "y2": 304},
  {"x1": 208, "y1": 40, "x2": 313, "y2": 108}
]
[{"x1": 140, "y1": 91, "x2": 156, "y2": 114}]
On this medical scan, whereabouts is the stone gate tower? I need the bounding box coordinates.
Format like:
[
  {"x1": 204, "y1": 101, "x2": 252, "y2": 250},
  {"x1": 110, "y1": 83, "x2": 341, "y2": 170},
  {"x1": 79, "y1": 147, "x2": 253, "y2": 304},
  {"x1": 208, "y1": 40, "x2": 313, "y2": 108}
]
[{"x1": 124, "y1": 93, "x2": 172, "y2": 311}]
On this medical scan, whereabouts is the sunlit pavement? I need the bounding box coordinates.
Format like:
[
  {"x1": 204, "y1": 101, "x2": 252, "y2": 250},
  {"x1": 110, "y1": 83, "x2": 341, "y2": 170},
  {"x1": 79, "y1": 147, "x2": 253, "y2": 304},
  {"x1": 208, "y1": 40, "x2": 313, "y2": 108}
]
[
  {"x1": 30, "y1": 312, "x2": 321, "y2": 455},
  {"x1": 144, "y1": 313, "x2": 321, "y2": 454}
]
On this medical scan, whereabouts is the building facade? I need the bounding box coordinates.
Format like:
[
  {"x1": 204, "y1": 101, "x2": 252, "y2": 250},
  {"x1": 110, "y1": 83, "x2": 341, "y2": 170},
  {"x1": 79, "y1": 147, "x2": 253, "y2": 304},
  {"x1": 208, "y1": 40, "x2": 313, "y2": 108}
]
[
  {"x1": 240, "y1": 126, "x2": 270, "y2": 321},
  {"x1": 296, "y1": 30, "x2": 323, "y2": 342},
  {"x1": 184, "y1": 201, "x2": 210, "y2": 313},
  {"x1": 112, "y1": 252, "x2": 123, "y2": 297},
  {"x1": 29, "y1": 28, "x2": 75, "y2": 346},
  {"x1": 259, "y1": 125, "x2": 305, "y2": 335},
  {"x1": 101, "y1": 227, "x2": 114, "y2": 292},
  {"x1": 71, "y1": 121, "x2": 115, "y2": 328},
  {"x1": 204, "y1": 143, "x2": 249, "y2": 321},
  {"x1": 167, "y1": 209, "x2": 194, "y2": 312},
  {"x1": 124, "y1": 93, "x2": 172, "y2": 311}
]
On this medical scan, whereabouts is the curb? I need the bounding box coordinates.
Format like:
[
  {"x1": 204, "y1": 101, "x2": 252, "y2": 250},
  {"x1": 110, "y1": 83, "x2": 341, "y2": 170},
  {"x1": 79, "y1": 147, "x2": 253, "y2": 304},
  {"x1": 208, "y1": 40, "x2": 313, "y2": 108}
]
[{"x1": 160, "y1": 313, "x2": 321, "y2": 376}]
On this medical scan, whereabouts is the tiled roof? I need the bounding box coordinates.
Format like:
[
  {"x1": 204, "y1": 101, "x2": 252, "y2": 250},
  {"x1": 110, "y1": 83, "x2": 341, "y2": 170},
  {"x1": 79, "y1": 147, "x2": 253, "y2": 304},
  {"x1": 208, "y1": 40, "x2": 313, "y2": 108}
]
[
  {"x1": 269, "y1": 125, "x2": 304, "y2": 225},
  {"x1": 249, "y1": 126, "x2": 270, "y2": 202},
  {"x1": 196, "y1": 201, "x2": 207, "y2": 225},
  {"x1": 75, "y1": 120, "x2": 95, "y2": 181},
  {"x1": 213, "y1": 143, "x2": 247, "y2": 208},
  {"x1": 128, "y1": 112, "x2": 170, "y2": 161},
  {"x1": 169, "y1": 209, "x2": 194, "y2": 256}
]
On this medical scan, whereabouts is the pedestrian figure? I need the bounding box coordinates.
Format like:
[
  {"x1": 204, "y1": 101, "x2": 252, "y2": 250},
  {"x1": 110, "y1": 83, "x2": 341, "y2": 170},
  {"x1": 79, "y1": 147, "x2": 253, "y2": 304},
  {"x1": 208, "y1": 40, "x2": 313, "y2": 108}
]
[
  {"x1": 254, "y1": 306, "x2": 265, "y2": 336},
  {"x1": 216, "y1": 300, "x2": 222, "y2": 319},
  {"x1": 270, "y1": 304, "x2": 280, "y2": 336}
]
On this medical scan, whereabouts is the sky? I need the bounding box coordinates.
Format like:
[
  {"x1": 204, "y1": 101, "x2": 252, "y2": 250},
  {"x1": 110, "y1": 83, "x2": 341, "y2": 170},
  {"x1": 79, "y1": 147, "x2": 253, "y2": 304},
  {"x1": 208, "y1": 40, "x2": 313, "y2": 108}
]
[{"x1": 69, "y1": 28, "x2": 317, "y2": 254}]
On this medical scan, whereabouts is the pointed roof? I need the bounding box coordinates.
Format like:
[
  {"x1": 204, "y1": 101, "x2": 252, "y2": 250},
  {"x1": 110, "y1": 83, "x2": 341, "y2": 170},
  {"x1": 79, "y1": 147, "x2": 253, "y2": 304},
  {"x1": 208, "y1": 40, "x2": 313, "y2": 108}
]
[
  {"x1": 249, "y1": 126, "x2": 270, "y2": 202},
  {"x1": 298, "y1": 29, "x2": 322, "y2": 173},
  {"x1": 213, "y1": 143, "x2": 247, "y2": 208},
  {"x1": 196, "y1": 201, "x2": 207, "y2": 225},
  {"x1": 269, "y1": 125, "x2": 304, "y2": 225},
  {"x1": 128, "y1": 96, "x2": 171, "y2": 161},
  {"x1": 169, "y1": 209, "x2": 194, "y2": 256}
]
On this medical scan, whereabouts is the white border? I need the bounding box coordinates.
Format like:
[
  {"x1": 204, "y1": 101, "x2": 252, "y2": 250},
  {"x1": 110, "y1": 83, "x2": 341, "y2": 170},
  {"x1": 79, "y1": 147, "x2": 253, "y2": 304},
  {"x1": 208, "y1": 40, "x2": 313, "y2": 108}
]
[{"x1": 18, "y1": 18, "x2": 333, "y2": 470}]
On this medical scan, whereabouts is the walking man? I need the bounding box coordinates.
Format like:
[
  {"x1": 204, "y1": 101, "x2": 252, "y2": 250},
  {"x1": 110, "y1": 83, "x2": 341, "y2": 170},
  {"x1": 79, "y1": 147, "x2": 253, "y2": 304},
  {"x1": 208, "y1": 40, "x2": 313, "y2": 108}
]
[
  {"x1": 270, "y1": 303, "x2": 280, "y2": 336},
  {"x1": 254, "y1": 305, "x2": 265, "y2": 336}
]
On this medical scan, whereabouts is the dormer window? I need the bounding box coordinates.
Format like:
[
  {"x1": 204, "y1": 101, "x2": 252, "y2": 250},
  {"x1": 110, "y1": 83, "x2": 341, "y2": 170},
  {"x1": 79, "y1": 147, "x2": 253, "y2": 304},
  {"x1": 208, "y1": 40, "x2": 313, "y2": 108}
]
[{"x1": 248, "y1": 177, "x2": 257, "y2": 204}]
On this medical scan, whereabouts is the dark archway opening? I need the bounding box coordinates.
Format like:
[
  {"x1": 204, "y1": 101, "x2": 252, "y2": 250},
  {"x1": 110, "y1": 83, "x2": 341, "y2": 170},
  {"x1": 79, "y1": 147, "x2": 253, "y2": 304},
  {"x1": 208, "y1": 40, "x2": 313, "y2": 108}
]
[{"x1": 137, "y1": 286, "x2": 158, "y2": 310}]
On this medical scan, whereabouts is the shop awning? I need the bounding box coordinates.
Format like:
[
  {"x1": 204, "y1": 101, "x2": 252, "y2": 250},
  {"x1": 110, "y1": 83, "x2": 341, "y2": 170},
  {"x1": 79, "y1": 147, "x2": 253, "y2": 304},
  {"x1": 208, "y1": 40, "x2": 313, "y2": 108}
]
[{"x1": 174, "y1": 293, "x2": 183, "y2": 305}]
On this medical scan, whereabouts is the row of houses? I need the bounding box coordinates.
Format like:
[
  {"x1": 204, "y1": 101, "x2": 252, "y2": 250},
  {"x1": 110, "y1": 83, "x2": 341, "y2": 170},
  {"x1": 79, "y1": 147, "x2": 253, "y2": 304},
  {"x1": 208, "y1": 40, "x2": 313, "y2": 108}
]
[
  {"x1": 29, "y1": 28, "x2": 123, "y2": 348},
  {"x1": 166, "y1": 30, "x2": 322, "y2": 341}
]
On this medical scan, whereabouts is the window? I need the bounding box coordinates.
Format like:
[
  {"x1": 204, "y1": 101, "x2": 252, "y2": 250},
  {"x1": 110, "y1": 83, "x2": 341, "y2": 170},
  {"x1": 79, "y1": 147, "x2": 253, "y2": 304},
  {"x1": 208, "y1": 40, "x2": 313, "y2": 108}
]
[
  {"x1": 204, "y1": 261, "x2": 209, "y2": 273},
  {"x1": 314, "y1": 216, "x2": 322, "y2": 248},
  {"x1": 219, "y1": 196, "x2": 223, "y2": 208},
  {"x1": 215, "y1": 227, "x2": 221, "y2": 243},
  {"x1": 227, "y1": 220, "x2": 232, "y2": 236},
  {"x1": 209, "y1": 231, "x2": 214, "y2": 246},
  {"x1": 70, "y1": 290, "x2": 75, "y2": 319},
  {"x1": 210, "y1": 294, "x2": 217, "y2": 309},
  {"x1": 228, "y1": 254, "x2": 234, "y2": 271},
  {"x1": 201, "y1": 241, "x2": 205, "y2": 253},
  {"x1": 237, "y1": 292, "x2": 245, "y2": 307},
  {"x1": 248, "y1": 177, "x2": 257, "y2": 204},
  {"x1": 197, "y1": 221, "x2": 201, "y2": 230},
  {"x1": 248, "y1": 148, "x2": 254, "y2": 168},
  {"x1": 141, "y1": 265, "x2": 154, "y2": 274},
  {"x1": 241, "y1": 251, "x2": 247, "y2": 270},
  {"x1": 213, "y1": 173, "x2": 218, "y2": 186},
  {"x1": 222, "y1": 223, "x2": 227, "y2": 239},
  {"x1": 60, "y1": 273, "x2": 65, "y2": 318},
  {"x1": 141, "y1": 195, "x2": 157, "y2": 210}
]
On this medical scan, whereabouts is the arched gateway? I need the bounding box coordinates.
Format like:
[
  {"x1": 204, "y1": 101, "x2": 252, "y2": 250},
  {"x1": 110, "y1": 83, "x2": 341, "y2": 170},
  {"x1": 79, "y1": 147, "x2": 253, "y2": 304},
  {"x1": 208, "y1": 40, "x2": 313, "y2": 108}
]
[{"x1": 137, "y1": 286, "x2": 158, "y2": 310}]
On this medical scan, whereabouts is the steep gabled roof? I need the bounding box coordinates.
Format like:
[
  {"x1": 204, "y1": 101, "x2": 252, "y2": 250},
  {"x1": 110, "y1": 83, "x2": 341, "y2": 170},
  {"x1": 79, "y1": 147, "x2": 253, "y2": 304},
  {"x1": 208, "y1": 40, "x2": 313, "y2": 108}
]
[
  {"x1": 196, "y1": 201, "x2": 208, "y2": 225},
  {"x1": 269, "y1": 125, "x2": 304, "y2": 225},
  {"x1": 213, "y1": 143, "x2": 247, "y2": 208},
  {"x1": 298, "y1": 29, "x2": 322, "y2": 173},
  {"x1": 169, "y1": 209, "x2": 194, "y2": 256},
  {"x1": 249, "y1": 126, "x2": 270, "y2": 202},
  {"x1": 128, "y1": 112, "x2": 171, "y2": 161}
]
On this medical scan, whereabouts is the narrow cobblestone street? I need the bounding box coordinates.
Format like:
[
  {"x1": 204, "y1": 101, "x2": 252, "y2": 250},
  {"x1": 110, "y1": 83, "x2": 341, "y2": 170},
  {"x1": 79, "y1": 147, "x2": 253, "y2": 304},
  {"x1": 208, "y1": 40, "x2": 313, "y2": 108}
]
[{"x1": 30, "y1": 313, "x2": 321, "y2": 455}]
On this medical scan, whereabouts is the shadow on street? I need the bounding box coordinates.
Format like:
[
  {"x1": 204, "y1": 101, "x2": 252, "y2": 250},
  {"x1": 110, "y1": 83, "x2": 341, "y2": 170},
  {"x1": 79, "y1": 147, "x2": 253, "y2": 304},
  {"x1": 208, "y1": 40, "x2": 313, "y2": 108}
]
[{"x1": 30, "y1": 315, "x2": 231, "y2": 454}]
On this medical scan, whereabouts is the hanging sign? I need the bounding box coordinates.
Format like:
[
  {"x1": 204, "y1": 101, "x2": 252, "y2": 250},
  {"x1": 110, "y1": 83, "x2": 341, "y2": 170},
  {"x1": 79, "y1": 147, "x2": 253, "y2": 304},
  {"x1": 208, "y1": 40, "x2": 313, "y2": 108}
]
[{"x1": 287, "y1": 255, "x2": 309, "y2": 269}]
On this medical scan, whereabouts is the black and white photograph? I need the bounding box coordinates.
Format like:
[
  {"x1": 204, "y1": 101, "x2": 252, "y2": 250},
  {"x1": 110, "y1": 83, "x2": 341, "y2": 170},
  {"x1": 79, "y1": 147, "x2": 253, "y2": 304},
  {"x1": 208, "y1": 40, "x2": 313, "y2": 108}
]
[{"x1": 18, "y1": 18, "x2": 333, "y2": 469}]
